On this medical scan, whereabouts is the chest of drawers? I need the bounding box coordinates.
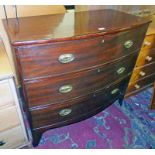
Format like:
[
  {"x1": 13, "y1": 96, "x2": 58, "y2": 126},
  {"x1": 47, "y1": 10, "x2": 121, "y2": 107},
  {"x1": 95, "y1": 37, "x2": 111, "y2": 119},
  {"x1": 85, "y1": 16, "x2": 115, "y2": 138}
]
[
  {"x1": 3, "y1": 9, "x2": 151, "y2": 146},
  {"x1": 127, "y1": 15, "x2": 155, "y2": 97},
  {"x1": 0, "y1": 39, "x2": 29, "y2": 148}
]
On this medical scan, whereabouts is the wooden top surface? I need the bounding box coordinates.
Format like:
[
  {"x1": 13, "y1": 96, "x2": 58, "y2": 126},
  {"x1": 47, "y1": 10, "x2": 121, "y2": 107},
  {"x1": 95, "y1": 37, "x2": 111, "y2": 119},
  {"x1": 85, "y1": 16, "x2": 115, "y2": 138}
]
[
  {"x1": 0, "y1": 39, "x2": 13, "y2": 79},
  {"x1": 3, "y1": 9, "x2": 151, "y2": 46},
  {"x1": 147, "y1": 15, "x2": 155, "y2": 35}
]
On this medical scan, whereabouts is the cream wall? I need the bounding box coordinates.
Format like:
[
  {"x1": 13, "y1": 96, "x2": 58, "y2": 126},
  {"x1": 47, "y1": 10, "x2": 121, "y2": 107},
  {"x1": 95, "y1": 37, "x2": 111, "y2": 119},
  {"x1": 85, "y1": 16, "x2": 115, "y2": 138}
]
[{"x1": 0, "y1": 5, "x2": 66, "y2": 85}]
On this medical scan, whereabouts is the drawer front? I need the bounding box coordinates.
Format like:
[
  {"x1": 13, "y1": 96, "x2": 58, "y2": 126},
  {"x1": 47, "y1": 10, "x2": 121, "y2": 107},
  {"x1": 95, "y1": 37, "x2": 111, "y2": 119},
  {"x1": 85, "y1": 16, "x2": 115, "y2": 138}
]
[
  {"x1": 141, "y1": 34, "x2": 155, "y2": 50},
  {"x1": 135, "y1": 48, "x2": 155, "y2": 68},
  {"x1": 26, "y1": 52, "x2": 138, "y2": 108},
  {"x1": 17, "y1": 27, "x2": 146, "y2": 80},
  {"x1": 130, "y1": 62, "x2": 155, "y2": 83},
  {"x1": 0, "y1": 80, "x2": 14, "y2": 108},
  {"x1": 0, "y1": 106, "x2": 20, "y2": 132},
  {"x1": 0, "y1": 126, "x2": 27, "y2": 149},
  {"x1": 127, "y1": 73, "x2": 155, "y2": 94},
  {"x1": 30, "y1": 78, "x2": 128, "y2": 129}
]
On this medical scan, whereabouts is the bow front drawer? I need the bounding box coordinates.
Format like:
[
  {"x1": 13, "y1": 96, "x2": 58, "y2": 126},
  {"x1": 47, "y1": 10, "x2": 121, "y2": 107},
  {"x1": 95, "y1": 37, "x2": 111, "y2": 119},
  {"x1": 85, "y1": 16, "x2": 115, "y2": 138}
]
[
  {"x1": 30, "y1": 78, "x2": 127, "y2": 129},
  {"x1": 17, "y1": 27, "x2": 145, "y2": 80},
  {"x1": 25, "y1": 52, "x2": 138, "y2": 108}
]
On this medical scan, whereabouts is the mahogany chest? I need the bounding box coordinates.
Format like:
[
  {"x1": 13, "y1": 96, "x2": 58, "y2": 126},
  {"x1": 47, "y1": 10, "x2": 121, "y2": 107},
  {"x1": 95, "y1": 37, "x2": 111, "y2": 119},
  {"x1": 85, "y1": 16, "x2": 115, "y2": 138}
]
[{"x1": 3, "y1": 9, "x2": 151, "y2": 146}]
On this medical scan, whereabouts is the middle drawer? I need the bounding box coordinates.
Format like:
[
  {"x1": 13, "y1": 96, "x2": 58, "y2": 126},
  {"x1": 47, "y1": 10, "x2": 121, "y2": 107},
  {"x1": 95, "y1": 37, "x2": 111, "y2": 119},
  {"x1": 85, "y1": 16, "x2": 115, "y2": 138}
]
[{"x1": 25, "y1": 52, "x2": 138, "y2": 108}]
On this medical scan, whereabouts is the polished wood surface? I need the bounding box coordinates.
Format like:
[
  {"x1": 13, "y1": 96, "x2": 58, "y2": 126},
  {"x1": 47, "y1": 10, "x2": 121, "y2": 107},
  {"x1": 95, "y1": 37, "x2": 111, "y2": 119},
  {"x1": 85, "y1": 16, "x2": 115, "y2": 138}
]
[
  {"x1": 30, "y1": 77, "x2": 127, "y2": 129},
  {"x1": 135, "y1": 48, "x2": 155, "y2": 68},
  {"x1": 131, "y1": 61, "x2": 155, "y2": 82},
  {"x1": 3, "y1": 9, "x2": 151, "y2": 46},
  {"x1": 127, "y1": 73, "x2": 155, "y2": 95},
  {"x1": 127, "y1": 15, "x2": 155, "y2": 100},
  {"x1": 3, "y1": 9, "x2": 150, "y2": 146},
  {"x1": 26, "y1": 52, "x2": 138, "y2": 108},
  {"x1": 16, "y1": 27, "x2": 146, "y2": 80}
]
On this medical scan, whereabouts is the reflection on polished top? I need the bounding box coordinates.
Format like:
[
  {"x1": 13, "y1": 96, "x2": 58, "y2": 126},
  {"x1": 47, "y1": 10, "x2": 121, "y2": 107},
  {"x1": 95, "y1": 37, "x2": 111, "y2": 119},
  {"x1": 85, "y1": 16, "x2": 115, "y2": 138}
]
[{"x1": 3, "y1": 9, "x2": 151, "y2": 46}]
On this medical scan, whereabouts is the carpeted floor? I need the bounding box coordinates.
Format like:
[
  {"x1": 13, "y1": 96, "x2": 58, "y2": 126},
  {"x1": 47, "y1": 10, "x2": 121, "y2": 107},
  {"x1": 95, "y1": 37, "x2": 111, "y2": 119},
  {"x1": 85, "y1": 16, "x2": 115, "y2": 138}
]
[{"x1": 24, "y1": 87, "x2": 155, "y2": 149}]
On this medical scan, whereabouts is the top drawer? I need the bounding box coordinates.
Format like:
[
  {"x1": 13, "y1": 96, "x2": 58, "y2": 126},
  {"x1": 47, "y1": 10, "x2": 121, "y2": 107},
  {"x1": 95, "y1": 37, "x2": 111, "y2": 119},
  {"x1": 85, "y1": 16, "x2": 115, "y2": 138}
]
[{"x1": 17, "y1": 27, "x2": 146, "y2": 80}]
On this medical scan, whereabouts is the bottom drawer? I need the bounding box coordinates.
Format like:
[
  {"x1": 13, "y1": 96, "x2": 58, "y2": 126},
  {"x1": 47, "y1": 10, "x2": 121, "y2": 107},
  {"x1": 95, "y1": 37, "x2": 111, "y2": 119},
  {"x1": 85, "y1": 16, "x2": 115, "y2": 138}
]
[
  {"x1": 30, "y1": 77, "x2": 129, "y2": 130},
  {"x1": 0, "y1": 126, "x2": 27, "y2": 149},
  {"x1": 127, "y1": 73, "x2": 155, "y2": 94}
]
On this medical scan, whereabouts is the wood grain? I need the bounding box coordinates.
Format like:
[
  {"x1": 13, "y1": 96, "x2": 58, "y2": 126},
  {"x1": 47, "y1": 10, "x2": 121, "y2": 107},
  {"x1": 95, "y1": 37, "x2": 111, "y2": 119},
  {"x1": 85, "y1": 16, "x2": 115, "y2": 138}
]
[
  {"x1": 130, "y1": 61, "x2": 155, "y2": 83},
  {"x1": 25, "y1": 52, "x2": 138, "y2": 108},
  {"x1": 30, "y1": 77, "x2": 128, "y2": 129},
  {"x1": 127, "y1": 73, "x2": 155, "y2": 94},
  {"x1": 3, "y1": 9, "x2": 151, "y2": 46},
  {"x1": 17, "y1": 26, "x2": 146, "y2": 80}
]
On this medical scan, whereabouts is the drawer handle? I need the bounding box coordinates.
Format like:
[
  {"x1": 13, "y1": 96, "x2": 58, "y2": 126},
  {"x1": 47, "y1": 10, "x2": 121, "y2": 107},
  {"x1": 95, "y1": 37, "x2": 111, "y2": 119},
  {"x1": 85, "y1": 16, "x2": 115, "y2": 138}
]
[
  {"x1": 101, "y1": 40, "x2": 105, "y2": 43},
  {"x1": 58, "y1": 54, "x2": 75, "y2": 64},
  {"x1": 117, "y1": 67, "x2": 126, "y2": 74},
  {"x1": 59, "y1": 85, "x2": 73, "y2": 93},
  {"x1": 134, "y1": 84, "x2": 140, "y2": 89},
  {"x1": 98, "y1": 27, "x2": 106, "y2": 31},
  {"x1": 144, "y1": 41, "x2": 151, "y2": 46},
  {"x1": 124, "y1": 40, "x2": 133, "y2": 49},
  {"x1": 145, "y1": 56, "x2": 152, "y2": 62},
  {"x1": 111, "y1": 88, "x2": 119, "y2": 95},
  {"x1": 59, "y1": 108, "x2": 72, "y2": 116},
  {"x1": 139, "y1": 71, "x2": 146, "y2": 77},
  {"x1": 0, "y1": 140, "x2": 6, "y2": 146}
]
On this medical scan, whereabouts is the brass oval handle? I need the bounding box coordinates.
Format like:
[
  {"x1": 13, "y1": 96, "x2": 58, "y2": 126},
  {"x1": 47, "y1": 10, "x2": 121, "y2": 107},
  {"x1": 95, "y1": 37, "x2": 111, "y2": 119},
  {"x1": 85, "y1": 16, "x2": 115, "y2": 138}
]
[
  {"x1": 59, "y1": 85, "x2": 73, "y2": 93},
  {"x1": 111, "y1": 88, "x2": 119, "y2": 95},
  {"x1": 144, "y1": 41, "x2": 151, "y2": 46},
  {"x1": 0, "y1": 140, "x2": 6, "y2": 146},
  {"x1": 124, "y1": 40, "x2": 133, "y2": 49},
  {"x1": 139, "y1": 71, "x2": 146, "y2": 77},
  {"x1": 134, "y1": 84, "x2": 140, "y2": 89},
  {"x1": 117, "y1": 67, "x2": 126, "y2": 74},
  {"x1": 58, "y1": 54, "x2": 75, "y2": 64},
  {"x1": 145, "y1": 56, "x2": 152, "y2": 62},
  {"x1": 59, "y1": 108, "x2": 72, "y2": 116}
]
